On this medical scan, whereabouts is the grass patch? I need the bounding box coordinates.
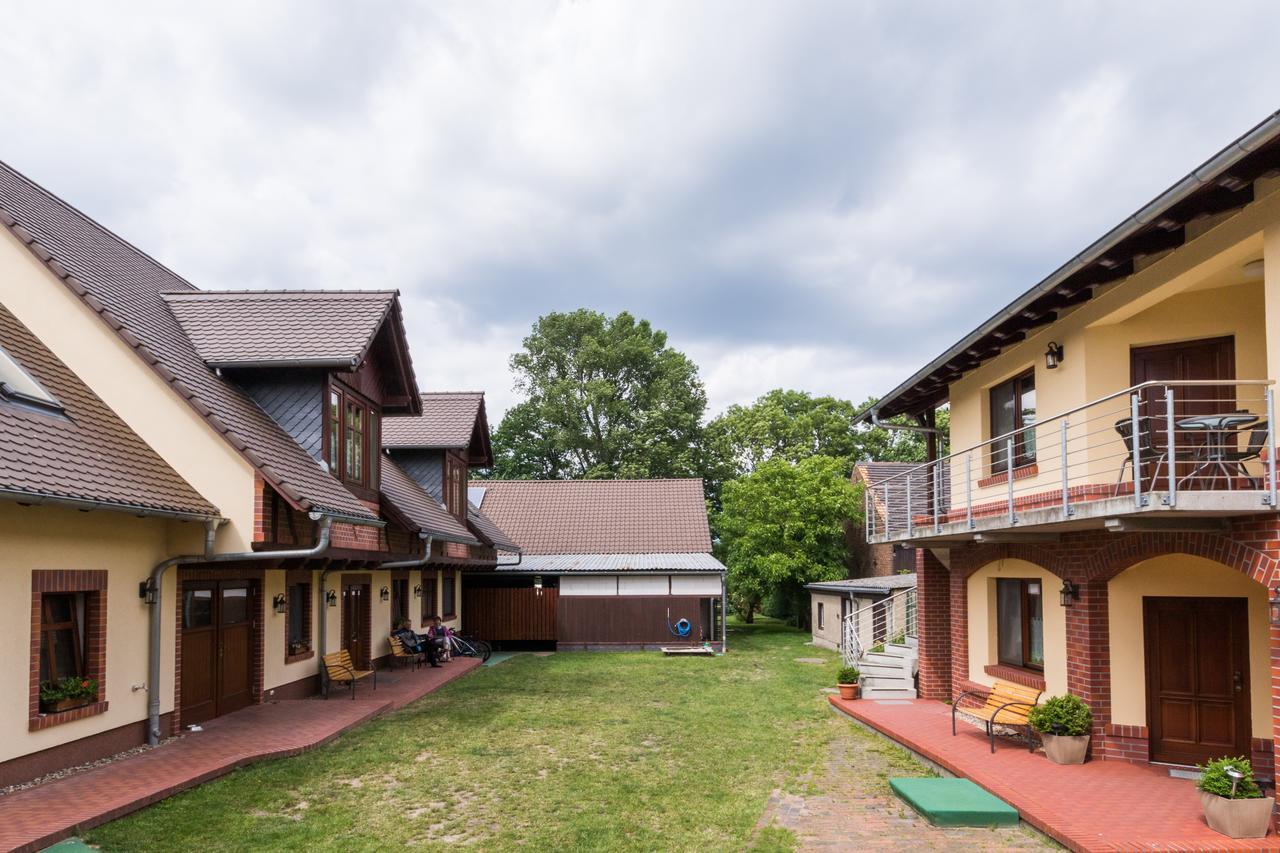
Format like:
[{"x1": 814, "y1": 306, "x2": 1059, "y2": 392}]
[{"x1": 86, "y1": 619, "x2": 842, "y2": 852}]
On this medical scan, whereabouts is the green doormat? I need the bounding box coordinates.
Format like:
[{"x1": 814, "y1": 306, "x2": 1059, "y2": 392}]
[{"x1": 889, "y1": 778, "x2": 1019, "y2": 827}]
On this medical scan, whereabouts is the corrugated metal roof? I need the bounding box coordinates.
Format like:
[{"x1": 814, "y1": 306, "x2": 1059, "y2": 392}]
[
  {"x1": 805, "y1": 573, "x2": 916, "y2": 594},
  {"x1": 498, "y1": 553, "x2": 725, "y2": 573}
]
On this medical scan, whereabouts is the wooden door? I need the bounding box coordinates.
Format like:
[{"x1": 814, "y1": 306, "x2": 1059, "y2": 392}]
[
  {"x1": 342, "y1": 582, "x2": 369, "y2": 668},
  {"x1": 180, "y1": 580, "x2": 255, "y2": 725},
  {"x1": 1144, "y1": 597, "x2": 1250, "y2": 765},
  {"x1": 1131, "y1": 337, "x2": 1235, "y2": 487}
]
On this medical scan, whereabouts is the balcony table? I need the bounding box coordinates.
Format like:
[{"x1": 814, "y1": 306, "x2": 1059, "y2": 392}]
[{"x1": 1174, "y1": 412, "x2": 1259, "y2": 490}]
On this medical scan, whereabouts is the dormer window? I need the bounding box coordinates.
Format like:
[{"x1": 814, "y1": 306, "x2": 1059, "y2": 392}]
[
  {"x1": 0, "y1": 344, "x2": 62, "y2": 415},
  {"x1": 326, "y1": 381, "x2": 379, "y2": 492}
]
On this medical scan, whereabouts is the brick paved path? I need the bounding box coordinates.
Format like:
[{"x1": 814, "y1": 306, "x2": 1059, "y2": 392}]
[
  {"x1": 757, "y1": 711, "x2": 1047, "y2": 851},
  {"x1": 832, "y1": 696, "x2": 1280, "y2": 852},
  {"x1": 0, "y1": 657, "x2": 481, "y2": 853}
]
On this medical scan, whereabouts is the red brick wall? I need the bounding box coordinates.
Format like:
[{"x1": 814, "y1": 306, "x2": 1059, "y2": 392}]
[{"x1": 918, "y1": 514, "x2": 1280, "y2": 778}]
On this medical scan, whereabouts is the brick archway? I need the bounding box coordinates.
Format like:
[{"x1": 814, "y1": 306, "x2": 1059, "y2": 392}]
[{"x1": 1083, "y1": 533, "x2": 1276, "y2": 586}]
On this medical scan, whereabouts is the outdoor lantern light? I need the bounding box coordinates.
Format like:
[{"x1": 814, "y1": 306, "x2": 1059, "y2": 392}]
[
  {"x1": 1059, "y1": 580, "x2": 1080, "y2": 607},
  {"x1": 138, "y1": 580, "x2": 156, "y2": 604},
  {"x1": 380, "y1": 586, "x2": 390, "y2": 602},
  {"x1": 413, "y1": 584, "x2": 423, "y2": 598},
  {"x1": 1045, "y1": 341, "x2": 1065, "y2": 370},
  {"x1": 1270, "y1": 587, "x2": 1280, "y2": 625},
  {"x1": 272, "y1": 592, "x2": 287, "y2": 614},
  {"x1": 533, "y1": 575, "x2": 543, "y2": 589},
  {"x1": 326, "y1": 589, "x2": 338, "y2": 607}
]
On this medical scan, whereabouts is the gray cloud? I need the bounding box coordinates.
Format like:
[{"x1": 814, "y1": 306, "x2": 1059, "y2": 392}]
[{"x1": 1, "y1": 0, "x2": 1278, "y2": 419}]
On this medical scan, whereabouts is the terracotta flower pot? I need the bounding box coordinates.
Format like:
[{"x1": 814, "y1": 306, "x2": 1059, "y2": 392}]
[
  {"x1": 1040, "y1": 733, "x2": 1089, "y2": 765},
  {"x1": 837, "y1": 682, "x2": 859, "y2": 701},
  {"x1": 1200, "y1": 791, "x2": 1274, "y2": 839}
]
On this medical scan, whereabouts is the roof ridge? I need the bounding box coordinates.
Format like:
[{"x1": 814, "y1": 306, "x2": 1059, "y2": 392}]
[
  {"x1": 162, "y1": 289, "x2": 399, "y2": 300},
  {"x1": 0, "y1": 160, "x2": 200, "y2": 293}
]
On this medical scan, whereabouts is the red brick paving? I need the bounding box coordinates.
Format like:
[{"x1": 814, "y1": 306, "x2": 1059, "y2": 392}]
[
  {"x1": 831, "y1": 696, "x2": 1279, "y2": 852},
  {"x1": 0, "y1": 658, "x2": 481, "y2": 853}
]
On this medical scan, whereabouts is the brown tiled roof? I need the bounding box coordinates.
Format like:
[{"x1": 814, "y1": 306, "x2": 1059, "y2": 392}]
[
  {"x1": 380, "y1": 457, "x2": 480, "y2": 545},
  {"x1": 474, "y1": 479, "x2": 712, "y2": 555},
  {"x1": 0, "y1": 161, "x2": 379, "y2": 522},
  {"x1": 467, "y1": 502, "x2": 520, "y2": 552},
  {"x1": 383, "y1": 392, "x2": 484, "y2": 449},
  {"x1": 0, "y1": 303, "x2": 218, "y2": 519},
  {"x1": 162, "y1": 290, "x2": 396, "y2": 368}
]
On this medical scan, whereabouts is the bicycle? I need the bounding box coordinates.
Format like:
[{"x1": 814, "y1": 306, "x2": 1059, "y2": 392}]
[{"x1": 447, "y1": 632, "x2": 492, "y2": 662}]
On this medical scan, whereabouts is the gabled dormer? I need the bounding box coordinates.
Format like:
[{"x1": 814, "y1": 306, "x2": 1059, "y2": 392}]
[
  {"x1": 382, "y1": 392, "x2": 491, "y2": 522},
  {"x1": 164, "y1": 289, "x2": 420, "y2": 507}
]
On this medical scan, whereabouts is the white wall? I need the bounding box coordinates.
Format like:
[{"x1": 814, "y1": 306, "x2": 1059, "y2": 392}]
[{"x1": 558, "y1": 574, "x2": 724, "y2": 596}]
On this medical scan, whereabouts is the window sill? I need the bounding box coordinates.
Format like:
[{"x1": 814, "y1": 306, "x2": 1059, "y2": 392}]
[
  {"x1": 977, "y1": 463, "x2": 1038, "y2": 489},
  {"x1": 983, "y1": 664, "x2": 1045, "y2": 692},
  {"x1": 285, "y1": 649, "x2": 315, "y2": 665},
  {"x1": 30, "y1": 700, "x2": 109, "y2": 732}
]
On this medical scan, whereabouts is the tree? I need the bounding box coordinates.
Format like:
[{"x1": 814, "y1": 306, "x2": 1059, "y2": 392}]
[
  {"x1": 488, "y1": 310, "x2": 707, "y2": 480},
  {"x1": 716, "y1": 455, "x2": 862, "y2": 627}
]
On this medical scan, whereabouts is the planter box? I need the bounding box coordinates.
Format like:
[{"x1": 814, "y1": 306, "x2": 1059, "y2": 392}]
[
  {"x1": 1039, "y1": 733, "x2": 1089, "y2": 765},
  {"x1": 1200, "y1": 792, "x2": 1274, "y2": 839},
  {"x1": 41, "y1": 698, "x2": 93, "y2": 714}
]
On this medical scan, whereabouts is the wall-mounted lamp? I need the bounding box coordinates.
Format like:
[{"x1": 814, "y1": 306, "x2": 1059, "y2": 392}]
[
  {"x1": 1045, "y1": 341, "x2": 1065, "y2": 370},
  {"x1": 326, "y1": 589, "x2": 338, "y2": 608},
  {"x1": 533, "y1": 575, "x2": 543, "y2": 590},
  {"x1": 380, "y1": 586, "x2": 390, "y2": 602},
  {"x1": 138, "y1": 580, "x2": 156, "y2": 604},
  {"x1": 1059, "y1": 580, "x2": 1080, "y2": 607},
  {"x1": 1270, "y1": 587, "x2": 1280, "y2": 626},
  {"x1": 413, "y1": 584, "x2": 423, "y2": 598},
  {"x1": 272, "y1": 593, "x2": 288, "y2": 614}
]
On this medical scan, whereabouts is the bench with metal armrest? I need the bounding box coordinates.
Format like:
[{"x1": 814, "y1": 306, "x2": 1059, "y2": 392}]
[
  {"x1": 322, "y1": 649, "x2": 376, "y2": 699},
  {"x1": 952, "y1": 679, "x2": 1042, "y2": 753},
  {"x1": 388, "y1": 635, "x2": 424, "y2": 670}
]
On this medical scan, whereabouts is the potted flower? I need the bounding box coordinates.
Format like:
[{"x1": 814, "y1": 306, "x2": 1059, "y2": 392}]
[
  {"x1": 1027, "y1": 694, "x2": 1091, "y2": 764},
  {"x1": 1198, "y1": 756, "x2": 1273, "y2": 839},
  {"x1": 39, "y1": 676, "x2": 97, "y2": 714},
  {"x1": 836, "y1": 665, "x2": 861, "y2": 700}
]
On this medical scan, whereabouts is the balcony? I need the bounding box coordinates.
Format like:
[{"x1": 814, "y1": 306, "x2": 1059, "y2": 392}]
[{"x1": 865, "y1": 380, "x2": 1280, "y2": 544}]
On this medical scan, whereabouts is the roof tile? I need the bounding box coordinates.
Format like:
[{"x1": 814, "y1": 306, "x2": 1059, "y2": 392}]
[
  {"x1": 380, "y1": 457, "x2": 480, "y2": 545},
  {"x1": 383, "y1": 392, "x2": 484, "y2": 449}
]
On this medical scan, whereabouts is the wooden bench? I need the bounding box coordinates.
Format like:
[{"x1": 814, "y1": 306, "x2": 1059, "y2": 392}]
[
  {"x1": 388, "y1": 635, "x2": 422, "y2": 670},
  {"x1": 952, "y1": 679, "x2": 1042, "y2": 753},
  {"x1": 322, "y1": 649, "x2": 376, "y2": 699}
]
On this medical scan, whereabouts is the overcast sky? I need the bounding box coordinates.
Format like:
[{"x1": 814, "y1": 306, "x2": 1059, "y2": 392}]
[{"x1": 2, "y1": 2, "x2": 1279, "y2": 420}]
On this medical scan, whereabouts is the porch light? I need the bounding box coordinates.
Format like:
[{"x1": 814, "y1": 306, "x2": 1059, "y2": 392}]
[
  {"x1": 272, "y1": 593, "x2": 287, "y2": 614},
  {"x1": 413, "y1": 584, "x2": 423, "y2": 598},
  {"x1": 379, "y1": 586, "x2": 390, "y2": 602},
  {"x1": 326, "y1": 589, "x2": 338, "y2": 607},
  {"x1": 1045, "y1": 341, "x2": 1065, "y2": 370},
  {"x1": 1059, "y1": 580, "x2": 1080, "y2": 607},
  {"x1": 533, "y1": 575, "x2": 543, "y2": 589},
  {"x1": 139, "y1": 580, "x2": 156, "y2": 605},
  {"x1": 1270, "y1": 587, "x2": 1280, "y2": 626}
]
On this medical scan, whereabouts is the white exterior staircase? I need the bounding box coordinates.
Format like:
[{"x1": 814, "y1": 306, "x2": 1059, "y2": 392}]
[{"x1": 841, "y1": 588, "x2": 918, "y2": 699}]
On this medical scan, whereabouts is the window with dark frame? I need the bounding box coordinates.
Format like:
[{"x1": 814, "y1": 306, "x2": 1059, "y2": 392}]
[
  {"x1": 391, "y1": 577, "x2": 409, "y2": 623},
  {"x1": 817, "y1": 601, "x2": 825, "y2": 630},
  {"x1": 328, "y1": 390, "x2": 341, "y2": 475},
  {"x1": 326, "y1": 383, "x2": 378, "y2": 490},
  {"x1": 989, "y1": 369, "x2": 1036, "y2": 475},
  {"x1": 421, "y1": 572, "x2": 438, "y2": 623},
  {"x1": 442, "y1": 573, "x2": 456, "y2": 617},
  {"x1": 996, "y1": 578, "x2": 1044, "y2": 670},
  {"x1": 39, "y1": 593, "x2": 86, "y2": 684},
  {"x1": 286, "y1": 581, "x2": 311, "y2": 656}
]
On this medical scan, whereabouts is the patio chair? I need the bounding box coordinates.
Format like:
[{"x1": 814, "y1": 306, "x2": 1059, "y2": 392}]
[
  {"x1": 1220, "y1": 421, "x2": 1269, "y2": 489},
  {"x1": 1113, "y1": 417, "x2": 1169, "y2": 496}
]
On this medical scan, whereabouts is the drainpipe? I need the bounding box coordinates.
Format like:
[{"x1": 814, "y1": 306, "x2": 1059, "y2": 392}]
[
  {"x1": 146, "y1": 513, "x2": 333, "y2": 745},
  {"x1": 721, "y1": 572, "x2": 727, "y2": 652}
]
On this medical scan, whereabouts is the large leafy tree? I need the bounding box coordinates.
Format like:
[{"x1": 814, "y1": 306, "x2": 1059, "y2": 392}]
[
  {"x1": 717, "y1": 455, "x2": 862, "y2": 626},
  {"x1": 488, "y1": 309, "x2": 707, "y2": 480}
]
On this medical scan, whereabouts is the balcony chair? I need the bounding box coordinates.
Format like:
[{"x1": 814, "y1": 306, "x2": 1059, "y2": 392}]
[
  {"x1": 1113, "y1": 417, "x2": 1169, "y2": 496},
  {"x1": 1220, "y1": 421, "x2": 1269, "y2": 489}
]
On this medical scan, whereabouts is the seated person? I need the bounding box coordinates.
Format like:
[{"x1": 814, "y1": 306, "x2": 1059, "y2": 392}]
[
  {"x1": 426, "y1": 616, "x2": 450, "y2": 661},
  {"x1": 392, "y1": 618, "x2": 439, "y2": 667}
]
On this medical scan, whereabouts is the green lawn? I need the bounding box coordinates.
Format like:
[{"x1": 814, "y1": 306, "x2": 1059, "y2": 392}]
[{"x1": 84, "y1": 620, "x2": 896, "y2": 851}]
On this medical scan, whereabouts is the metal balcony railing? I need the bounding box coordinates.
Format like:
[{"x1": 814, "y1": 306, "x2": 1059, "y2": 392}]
[{"x1": 865, "y1": 380, "x2": 1278, "y2": 541}]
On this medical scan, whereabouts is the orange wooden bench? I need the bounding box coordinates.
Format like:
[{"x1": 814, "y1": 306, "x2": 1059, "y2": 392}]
[
  {"x1": 388, "y1": 635, "x2": 422, "y2": 670},
  {"x1": 952, "y1": 679, "x2": 1042, "y2": 752},
  {"x1": 322, "y1": 649, "x2": 376, "y2": 699}
]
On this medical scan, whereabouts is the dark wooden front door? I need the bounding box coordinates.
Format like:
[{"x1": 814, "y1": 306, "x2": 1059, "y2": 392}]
[
  {"x1": 180, "y1": 580, "x2": 255, "y2": 725},
  {"x1": 1131, "y1": 336, "x2": 1235, "y2": 486},
  {"x1": 1144, "y1": 596, "x2": 1250, "y2": 765},
  {"x1": 341, "y1": 582, "x2": 370, "y2": 668}
]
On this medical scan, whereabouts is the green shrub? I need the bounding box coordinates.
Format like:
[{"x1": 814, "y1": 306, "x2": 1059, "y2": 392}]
[
  {"x1": 836, "y1": 665, "x2": 860, "y2": 684},
  {"x1": 1027, "y1": 694, "x2": 1091, "y2": 736},
  {"x1": 1198, "y1": 756, "x2": 1263, "y2": 800}
]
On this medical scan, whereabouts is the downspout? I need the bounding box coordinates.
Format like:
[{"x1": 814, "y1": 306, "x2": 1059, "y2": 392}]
[
  {"x1": 146, "y1": 513, "x2": 333, "y2": 745},
  {"x1": 869, "y1": 409, "x2": 944, "y2": 434},
  {"x1": 720, "y1": 572, "x2": 727, "y2": 652},
  {"x1": 494, "y1": 549, "x2": 523, "y2": 567}
]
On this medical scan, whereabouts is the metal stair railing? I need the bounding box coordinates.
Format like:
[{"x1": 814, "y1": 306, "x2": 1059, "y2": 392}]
[{"x1": 841, "y1": 586, "x2": 917, "y2": 666}]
